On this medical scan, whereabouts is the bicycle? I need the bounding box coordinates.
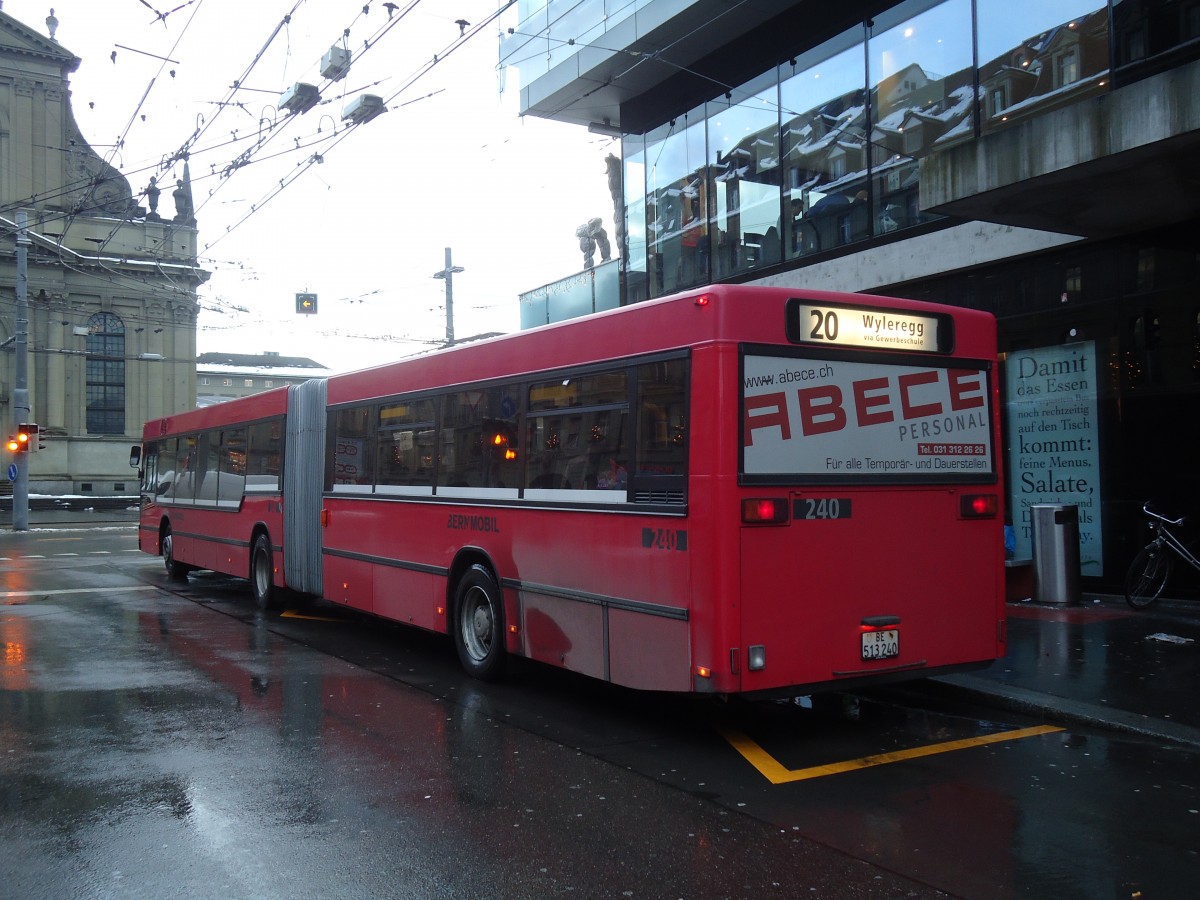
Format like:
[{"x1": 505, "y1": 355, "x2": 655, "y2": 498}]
[{"x1": 1124, "y1": 502, "x2": 1200, "y2": 608}]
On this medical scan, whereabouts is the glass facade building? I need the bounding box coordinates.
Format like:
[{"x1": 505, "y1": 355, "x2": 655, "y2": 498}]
[
  {"x1": 616, "y1": 0, "x2": 1116, "y2": 301},
  {"x1": 504, "y1": 0, "x2": 1200, "y2": 593}
]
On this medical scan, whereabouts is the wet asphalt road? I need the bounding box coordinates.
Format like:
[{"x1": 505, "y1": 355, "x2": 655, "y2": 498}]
[
  {"x1": 3, "y1": 522, "x2": 1198, "y2": 898},
  {"x1": 1, "y1": 525, "x2": 938, "y2": 899}
]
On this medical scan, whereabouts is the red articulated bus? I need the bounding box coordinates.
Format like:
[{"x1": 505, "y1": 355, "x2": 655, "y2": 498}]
[{"x1": 134, "y1": 284, "x2": 1005, "y2": 695}]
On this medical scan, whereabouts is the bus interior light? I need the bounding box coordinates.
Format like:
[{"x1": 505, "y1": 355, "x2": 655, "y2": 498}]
[
  {"x1": 747, "y1": 645, "x2": 766, "y2": 671},
  {"x1": 960, "y1": 494, "x2": 999, "y2": 518},
  {"x1": 742, "y1": 498, "x2": 788, "y2": 524}
]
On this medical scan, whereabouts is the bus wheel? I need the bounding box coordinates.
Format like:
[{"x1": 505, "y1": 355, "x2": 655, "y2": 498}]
[
  {"x1": 162, "y1": 527, "x2": 189, "y2": 581},
  {"x1": 453, "y1": 564, "x2": 507, "y2": 681},
  {"x1": 251, "y1": 534, "x2": 276, "y2": 611}
]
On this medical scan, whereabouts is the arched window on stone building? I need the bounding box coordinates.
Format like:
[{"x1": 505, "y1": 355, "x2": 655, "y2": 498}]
[{"x1": 86, "y1": 312, "x2": 126, "y2": 434}]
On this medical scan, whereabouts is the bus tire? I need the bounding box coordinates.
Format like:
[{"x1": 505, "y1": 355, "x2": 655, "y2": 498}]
[
  {"x1": 162, "y1": 526, "x2": 189, "y2": 581},
  {"x1": 251, "y1": 533, "x2": 277, "y2": 611},
  {"x1": 453, "y1": 564, "x2": 507, "y2": 681}
]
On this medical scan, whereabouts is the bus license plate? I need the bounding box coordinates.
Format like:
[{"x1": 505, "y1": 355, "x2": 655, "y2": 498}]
[{"x1": 861, "y1": 629, "x2": 899, "y2": 661}]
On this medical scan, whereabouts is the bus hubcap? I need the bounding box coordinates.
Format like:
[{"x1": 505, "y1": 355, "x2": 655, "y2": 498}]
[{"x1": 463, "y1": 590, "x2": 493, "y2": 659}]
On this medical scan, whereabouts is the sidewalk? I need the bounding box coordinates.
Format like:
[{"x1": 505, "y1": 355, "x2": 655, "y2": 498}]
[
  {"x1": 0, "y1": 495, "x2": 140, "y2": 528},
  {"x1": 930, "y1": 593, "x2": 1200, "y2": 748}
]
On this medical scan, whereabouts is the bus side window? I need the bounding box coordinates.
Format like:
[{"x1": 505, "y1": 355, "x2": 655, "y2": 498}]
[
  {"x1": 439, "y1": 386, "x2": 519, "y2": 490},
  {"x1": 633, "y1": 358, "x2": 689, "y2": 495},
  {"x1": 140, "y1": 441, "x2": 159, "y2": 496},
  {"x1": 525, "y1": 370, "x2": 628, "y2": 493},
  {"x1": 219, "y1": 427, "x2": 247, "y2": 502},
  {"x1": 378, "y1": 398, "x2": 435, "y2": 488},
  {"x1": 330, "y1": 406, "x2": 375, "y2": 488},
  {"x1": 246, "y1": 419, "x2": 282, "y2": 491}
]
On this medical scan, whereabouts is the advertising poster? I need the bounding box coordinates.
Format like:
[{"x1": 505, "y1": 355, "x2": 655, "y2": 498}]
[
  {"x1": 1004, "y1": 342, "x2": 1103, "y2": 574},
  {"x1": 742, "y1": 354, "x2": 993, "y2": 478}
]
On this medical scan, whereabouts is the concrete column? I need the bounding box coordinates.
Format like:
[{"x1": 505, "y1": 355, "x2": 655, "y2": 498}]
[{"x1": 45, "y1": 317, "x2": 65, "y2": 430}]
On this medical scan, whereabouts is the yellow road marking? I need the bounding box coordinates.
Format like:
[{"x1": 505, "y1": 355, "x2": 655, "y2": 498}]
[
  {"x1": 722, "y1": 724, "x2": 1065, "y2": 784},
  {"x1": 279, "y1": 609, "x2": 345, "y2": 622}
]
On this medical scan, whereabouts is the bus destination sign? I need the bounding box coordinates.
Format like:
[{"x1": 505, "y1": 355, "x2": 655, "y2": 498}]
[{"x1": 786, "y1": 300, "x2": 950, "y2": 354}]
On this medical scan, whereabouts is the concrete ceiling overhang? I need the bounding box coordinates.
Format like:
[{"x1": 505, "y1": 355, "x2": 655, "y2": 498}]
[
  {"x1": 922, "y1": 131, "x2": 1200, "y2": 238},
  {"x1": 517, "y1": 0, "x2": 798, "y2": 130},
  {"x1": 921, "y1": 60, "x2": 1200, "y2": 240}
]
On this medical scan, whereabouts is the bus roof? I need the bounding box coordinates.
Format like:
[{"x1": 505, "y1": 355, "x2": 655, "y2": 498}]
[
  {"x1": 139, "y1": 285, "x2": 996, "y2": 438},
  {"x1": 141, "y1": 385, "x2": 291, "y2": 440},
  {"x1": 326, "y1": 284, "x2": 996, "y2": 406}
]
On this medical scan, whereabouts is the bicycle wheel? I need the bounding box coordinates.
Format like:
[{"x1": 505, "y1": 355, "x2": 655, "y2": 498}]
[{"x1": 1125, "y1": 543, "x2": 1172, "y2": 609}]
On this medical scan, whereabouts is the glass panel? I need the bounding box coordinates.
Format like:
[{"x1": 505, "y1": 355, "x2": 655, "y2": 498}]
[
  {"x1": 438, "y1": 385, "x2": 520, "y2": 490},
  {"x1": 378, "y1": 398, "x2": 436, "y2": 488},
  {"x1": 780, "y1": 27, "x2": 868, "y2": 260},
  {"x1": 331, "y1": 407, "x2": 374, "y2": 487},
  {"x1": 623, "y1": 136, "x2": 648, "y2": 302},
  {"x1": 645, "y1": 108, "x2": 708, "y2": 298},
  {"x1": 85, "y1": 312, "x2": 125, "y2": 435},
  {"x1": 868, "y1": 0, "x2": 971, "y2": 234},
  {"x1": 634, "y1": 358, "x2": 689, "y2": 480},
  {"x1": 152, "y1": 439, "x2": 174, "y2": 498},
  {"x1": 218, "y1": 427, "x2": 247, "y2": 502},
  {"x1": 525, "y1": 408, "x2": 629, "y2": 491},
  {"x1": 193, "y1": 430, "x2": 221, "y2": 505},
  {"x1": 977, "y1": 0, "x2": 1110, "y2": 133},
  {"x1": 173, "y1": 435, "x2": 199, "y2": 502},
  {"x1": 709, "y1": 72, "x2": 782, "y2": 279},
  {"x1": 140, "y1": 440, "x2": 160, "y2": 496},
  {"x1": 246, "y1": 420, "x2": 282, "y2": 489},
  {"x1": 528, "y1": 370, "x2": 627, "y2": 411}
]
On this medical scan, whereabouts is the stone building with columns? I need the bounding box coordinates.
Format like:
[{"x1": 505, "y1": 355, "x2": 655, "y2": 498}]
[{"x1": 1, "y1": 8, "x2": 205, "y2": 495}]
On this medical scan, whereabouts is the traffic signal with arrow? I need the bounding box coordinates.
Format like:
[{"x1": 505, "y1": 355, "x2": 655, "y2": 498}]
[{"x1": 295, "y1": 292, "x2": 318, "y2": 314}]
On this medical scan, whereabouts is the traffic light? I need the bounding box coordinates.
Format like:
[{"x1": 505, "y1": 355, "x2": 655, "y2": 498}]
[
  {"x1": 7, "y1": 425, "x2": 30, "y2": 453},
  {"x1": 7, "y1": 424, "x2": 41, "y2": 453},
  {"x1": 296, "y1": 292, "x2": 318, "y2": 314}
]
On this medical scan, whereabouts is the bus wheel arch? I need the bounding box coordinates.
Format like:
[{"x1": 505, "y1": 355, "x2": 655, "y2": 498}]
[
  {"x1": 160, "y1": 518, "x2": 190, "y2": 581},
  {"x1": 250, "y1": 526, "x2": 277, "y2": 611},
  {"x1": 448, "y1": 553, "x2": 507, "y2": 681}
]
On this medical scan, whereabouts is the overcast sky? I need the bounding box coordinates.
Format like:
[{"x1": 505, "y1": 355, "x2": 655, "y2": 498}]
[{"x1": 11, "y1": 0, "x2": 619, "y2": 372}]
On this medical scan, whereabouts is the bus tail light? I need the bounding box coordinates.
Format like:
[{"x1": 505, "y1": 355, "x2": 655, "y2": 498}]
[
  {"x1": 960, "y1": 494, "x2": 999, "y2": 518},
  {"x1": 694, "y1": 293, "x2": 711, "y2": 307},
  {"x1": 741, "y1": 498, "x2": 788, "y2": 524}
]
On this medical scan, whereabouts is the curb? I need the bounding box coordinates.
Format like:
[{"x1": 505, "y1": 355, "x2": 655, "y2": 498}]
[
  {"x1": 925, "y1": 674, "x2": 1200, "y2": 750},
  {"x1": 0, "y1": 497, "x2": 139, "y2": 512}
]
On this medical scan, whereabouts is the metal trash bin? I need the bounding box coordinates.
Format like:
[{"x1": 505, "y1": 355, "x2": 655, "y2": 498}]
[{"x1": 1031, "y1": 504, "x2": 1081, "y2": 605}]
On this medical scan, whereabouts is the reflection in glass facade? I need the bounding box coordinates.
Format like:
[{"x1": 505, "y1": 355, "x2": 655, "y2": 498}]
[
  {"x1": 621, "y1": 0, "x2": 1119, "y2": 301},
  {"x1": 977, "y1": 0, "x2": 1110, "y2": 133}
]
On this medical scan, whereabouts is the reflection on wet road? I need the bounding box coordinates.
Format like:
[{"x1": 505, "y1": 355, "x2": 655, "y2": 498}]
[{"x1": 1, "y1": 529, "x2": 1197, "y2": 898}]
